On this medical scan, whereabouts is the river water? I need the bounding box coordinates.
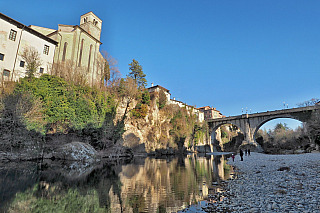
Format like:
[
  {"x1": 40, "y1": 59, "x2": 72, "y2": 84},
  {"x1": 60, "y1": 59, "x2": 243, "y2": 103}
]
[{"x1": 0, "y1": 153, "x2": 234, "y2": 213}]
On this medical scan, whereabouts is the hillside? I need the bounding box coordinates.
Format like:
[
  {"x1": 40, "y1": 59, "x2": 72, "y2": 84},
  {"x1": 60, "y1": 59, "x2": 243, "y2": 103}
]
[{"x1": 0, "y1": 75, "x2": 209, "y2": 161}]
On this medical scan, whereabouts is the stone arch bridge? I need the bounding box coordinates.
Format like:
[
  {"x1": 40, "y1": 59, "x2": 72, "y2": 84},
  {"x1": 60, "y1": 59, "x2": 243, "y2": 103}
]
[{"x1": 207, "y1": 105, "x2": 318, "y2": 151}]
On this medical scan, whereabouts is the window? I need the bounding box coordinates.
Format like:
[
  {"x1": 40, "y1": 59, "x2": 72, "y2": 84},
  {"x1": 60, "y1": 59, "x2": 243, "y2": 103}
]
[
  {"x1": 0, "y1": 53, "x2": 4, "y2": 61},
  {"x1": 39, "y1": 67, "x2": 44, "y2": 73},
  {"x1": 43, "y1": 45, "x2": 49, "y2": 55},
  {"x1": 88, "y1": 44, "x2": 92, "y2": 70},
  {"x1": 9, "y1": 29, "x2": 17, "y2": 41},
  {"x1": 3, "y1": 69, "x2": 10, "y2": 77},
  {"x1": 78, "y1": 39, "x2": 84, "y2": 67},
  {"x1": 62, "y1": 42, "x2": 67, "y2": 62},
  {"x1": 20, "y1": 61, "x2": 25, "y2": 67},
  {"x1": 84, "y1": 17, "x2": 87, "y2": 23}
]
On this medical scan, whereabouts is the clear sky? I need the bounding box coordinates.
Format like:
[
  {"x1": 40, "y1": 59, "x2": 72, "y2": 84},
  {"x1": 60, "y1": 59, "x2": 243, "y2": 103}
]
[{"x1": 2, "y1": 0, "x2": 319, "y2": 130}]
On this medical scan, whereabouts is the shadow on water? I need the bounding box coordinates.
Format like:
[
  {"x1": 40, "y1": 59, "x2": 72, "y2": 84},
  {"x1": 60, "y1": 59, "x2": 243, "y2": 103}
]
[{"x1": 1, "y1": 153, "x2": 234, "y2": 213}]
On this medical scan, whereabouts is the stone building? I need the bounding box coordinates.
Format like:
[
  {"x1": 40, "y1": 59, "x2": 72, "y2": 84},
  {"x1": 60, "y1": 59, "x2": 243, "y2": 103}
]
[
  {"x1": 0, "y1": 13, "x2": 57, "y2": 81},
  {"x1": 197, "y1": 106, "x2": 223, "y2": 120},
  {"x1": 30, "y1": 12, "x2": 104, "y2": 85}
]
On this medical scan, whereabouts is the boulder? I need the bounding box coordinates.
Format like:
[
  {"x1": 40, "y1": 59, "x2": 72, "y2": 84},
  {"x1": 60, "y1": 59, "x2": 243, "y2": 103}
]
[{"x1": 46, "y1": 142, "x2": 99, "y2": 162}]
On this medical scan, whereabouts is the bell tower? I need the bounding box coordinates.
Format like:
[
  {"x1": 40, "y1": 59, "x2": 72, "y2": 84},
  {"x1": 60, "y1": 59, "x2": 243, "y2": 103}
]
[{"x1": 80, "y1": 11, "x2": 102, "y2": 41}]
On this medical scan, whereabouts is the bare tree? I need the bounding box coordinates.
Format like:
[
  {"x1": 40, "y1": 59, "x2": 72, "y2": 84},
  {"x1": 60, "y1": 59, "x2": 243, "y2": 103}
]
[
  {"x1": 20, "y1": 47, "x2": 42, "y2": 78},
  {"x1": 51, "y1": 60, "x2": 88, "y2": 86},
  {"x1": 297, "y1": 98, "x2": 320, "y2": 107},
  {"x1": 96, "y1": 50, "x2": 119, "y2": 89}
]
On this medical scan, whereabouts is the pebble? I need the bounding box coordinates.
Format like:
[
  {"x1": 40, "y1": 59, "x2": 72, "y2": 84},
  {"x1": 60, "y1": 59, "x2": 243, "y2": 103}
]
[{"x1": 203, "y1": 152, "x2": 320, "y2": 212}]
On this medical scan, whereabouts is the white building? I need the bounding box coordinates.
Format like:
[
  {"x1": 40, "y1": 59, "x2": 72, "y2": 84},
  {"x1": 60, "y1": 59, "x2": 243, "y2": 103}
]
[
  {"x1": 147, "y1": 83, "x2": 171, "y2": 101},
  {"x1": 0, "y1": 13, "x2": 57, "y2": 81}
]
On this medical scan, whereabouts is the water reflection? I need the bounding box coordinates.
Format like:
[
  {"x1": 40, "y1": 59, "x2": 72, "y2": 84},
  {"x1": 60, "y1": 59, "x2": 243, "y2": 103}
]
[{"x1": 1, "y1": 154, "x2": 234, "y2": 213}]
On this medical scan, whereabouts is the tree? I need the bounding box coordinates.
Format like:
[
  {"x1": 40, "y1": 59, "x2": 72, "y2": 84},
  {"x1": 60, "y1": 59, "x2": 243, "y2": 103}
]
[
  {"x1": 20, "y1": 47, "x2": 42, "y2": 78},
  {"x1": 128, "y1": 59, "x2": 147, "y2": 88},
  {"x1": 297, "y1": 98, "x2": 320, "y2": 107},
  {"x1": 305, "y1": 106, "x2": 320, "y2": 145},
  {"x1": 97, "y1": 50, "x2": 118, "y2": 88},
  {"x1": 157, "y1": 90, "x2": 167, "y2": 109},
  {"x1": 274, "y1": 122, "x2": 289, "y2": 131}
]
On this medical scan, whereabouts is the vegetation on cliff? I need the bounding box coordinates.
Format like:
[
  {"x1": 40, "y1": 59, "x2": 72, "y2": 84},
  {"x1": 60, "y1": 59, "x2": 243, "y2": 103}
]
[{"x1": 0, "y1": 56, "x2": 209, "y2": 158}]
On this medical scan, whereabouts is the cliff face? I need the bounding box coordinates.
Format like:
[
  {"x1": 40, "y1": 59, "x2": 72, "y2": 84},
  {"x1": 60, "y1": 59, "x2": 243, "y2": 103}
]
[
  {"x1": 115, "y1": 92, "x2": 205, "y2": 155},
  {"x1": 117, "y1": 96, "x2": 175, "y2": 155}
]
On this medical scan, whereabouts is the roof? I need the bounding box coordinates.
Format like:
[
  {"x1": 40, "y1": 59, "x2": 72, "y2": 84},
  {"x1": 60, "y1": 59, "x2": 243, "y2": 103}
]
[
  {"x1": 147, "y1": 85, "x2": 170, "y2": 94},
  {"x1": 0, "y1": 13, "x2": 58, "y2": 45},
  {"x1": 80, "y1": 11, "x2": 102, "y2": 23},
  {"x1": 46, "y1": 24, "x2": 102, "y2": 44}
]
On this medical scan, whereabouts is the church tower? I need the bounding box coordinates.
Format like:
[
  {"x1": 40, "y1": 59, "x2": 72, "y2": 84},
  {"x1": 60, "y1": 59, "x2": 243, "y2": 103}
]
[{"x1": 80, "y1": 11, "x2": 102, "y2": 41}]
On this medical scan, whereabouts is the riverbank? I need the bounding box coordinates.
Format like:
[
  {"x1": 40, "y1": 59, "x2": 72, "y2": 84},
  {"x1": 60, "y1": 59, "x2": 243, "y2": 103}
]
[{"x1": 203, "y1": 152, "x2": 320, "y2": 212}]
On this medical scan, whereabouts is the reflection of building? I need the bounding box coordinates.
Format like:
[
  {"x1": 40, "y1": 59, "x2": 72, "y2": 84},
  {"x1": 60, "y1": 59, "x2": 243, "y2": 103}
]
[
  {"x1": 197, "y1": 106, "x2": 224, "y2": 120},
  {"x1": 0, "y1": 13, "x2": 57, "y2": 81}
]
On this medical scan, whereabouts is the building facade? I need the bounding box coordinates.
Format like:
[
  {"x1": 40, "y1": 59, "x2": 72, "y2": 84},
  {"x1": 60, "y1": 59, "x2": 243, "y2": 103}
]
[
  {"x1": 197, "y1": 106, "x2": 223, "y2": 120},
  {"x1": 30, "y1": 11, "x2": 104, "y2": 86},
  {"x1": 0, "y1": 13, "x2": 57, "y2": 81}
]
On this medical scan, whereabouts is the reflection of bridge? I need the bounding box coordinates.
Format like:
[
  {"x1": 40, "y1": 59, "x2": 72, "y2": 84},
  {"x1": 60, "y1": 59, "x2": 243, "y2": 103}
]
[{"x1": 207, "y1": 105, "x2": 318, "y2": 150}]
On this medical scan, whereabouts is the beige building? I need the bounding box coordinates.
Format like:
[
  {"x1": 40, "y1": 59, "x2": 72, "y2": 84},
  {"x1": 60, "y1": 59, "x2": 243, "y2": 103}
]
[
  {"x1": 30, "y1": 12, "x2": 104, "y2": 85},
  {"x1": 198, "y1": 106, "x2": 223, "y2": 120},
  {"x1": 0, "y1": 13, "x2": 57, "y2": 81}
]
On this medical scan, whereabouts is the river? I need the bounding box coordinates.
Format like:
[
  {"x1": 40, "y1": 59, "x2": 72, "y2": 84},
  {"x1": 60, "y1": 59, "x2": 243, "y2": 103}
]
[{"x1": 0, "y1": 153, "x2": 234, "y2": 213}]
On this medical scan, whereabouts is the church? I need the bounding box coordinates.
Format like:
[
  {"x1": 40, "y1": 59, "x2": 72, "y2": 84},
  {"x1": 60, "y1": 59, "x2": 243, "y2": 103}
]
[{"x1": 0, "y1": 12, "x2": 105, "y2": 85}]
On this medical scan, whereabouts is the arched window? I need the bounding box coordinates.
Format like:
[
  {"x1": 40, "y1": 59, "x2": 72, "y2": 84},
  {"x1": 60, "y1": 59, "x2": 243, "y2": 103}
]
[
  {"x1": 78, "y1": 39, "x2": 84, "y2": 67},
  {"x1": 88, "y1": 44, "x2": 93, "y2": 70},
  {"x1": 62, "y1": 42, "x2": 68, "y2": 62}
]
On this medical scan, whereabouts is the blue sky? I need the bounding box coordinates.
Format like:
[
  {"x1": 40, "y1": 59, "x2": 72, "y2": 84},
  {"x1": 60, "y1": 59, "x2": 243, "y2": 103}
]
[{"x1": 2, "y1": 0, "x2": 319, "y2": 130}]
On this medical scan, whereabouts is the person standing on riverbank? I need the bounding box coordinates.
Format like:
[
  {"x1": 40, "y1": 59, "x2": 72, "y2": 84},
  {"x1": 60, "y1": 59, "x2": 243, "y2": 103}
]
[
  {"x1": 231, "y1": 154, "x2": 235, "y2": 162},
  {"x1": 248, "y1": 149, "x2": 251, "y2": 156},
  {"x1": 240, "y1": 149, "x2": 244, "y2": 161}
]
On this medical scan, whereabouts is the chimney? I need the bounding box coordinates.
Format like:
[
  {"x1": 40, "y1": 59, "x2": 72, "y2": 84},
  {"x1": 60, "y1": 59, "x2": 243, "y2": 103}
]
[
  {"x1": 173, "y1": 97, "x2": 175, "y2": 100},
  {"x1": 151, "y1": 82, "x2": 154, "y2": 87}
]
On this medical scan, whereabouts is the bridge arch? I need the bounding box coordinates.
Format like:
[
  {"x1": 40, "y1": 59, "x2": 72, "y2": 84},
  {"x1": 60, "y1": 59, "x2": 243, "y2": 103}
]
[
  {"x1": 211, "y1": 122, "x2": 245, "y2": 136},
  {"x1": 252, "y1": 115, "x2": 303, "y2": 142}
]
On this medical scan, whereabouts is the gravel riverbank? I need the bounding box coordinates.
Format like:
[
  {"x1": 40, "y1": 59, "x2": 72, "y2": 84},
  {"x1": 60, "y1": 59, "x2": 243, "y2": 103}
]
[{"x1": 203, "y1": 152, "x2": 320, "y2": 213}]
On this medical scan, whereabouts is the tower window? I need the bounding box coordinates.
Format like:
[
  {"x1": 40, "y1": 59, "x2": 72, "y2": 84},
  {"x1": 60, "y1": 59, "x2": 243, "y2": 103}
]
[
  {"x1": 39, "y1": 67, "x2": 44, "y2": 73},
  {"x1": 0, "y1": 53, "x2": 4, "y2": 61},
  {"x1": 84, "y1": 17, "x2": 87, "y2": 23},
  {"x1": 9, "y1": 29, "x2": 17, "y2": 41}
]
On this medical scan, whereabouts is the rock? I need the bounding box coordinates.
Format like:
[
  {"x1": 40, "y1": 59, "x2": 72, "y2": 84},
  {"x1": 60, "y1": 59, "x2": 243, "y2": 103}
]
[
  {"x1": 294, "y1": 149, "x2": 306, "y2": 154},
  {"x1": 47, "y1": 142, "x2": 99, "y2": 162}
]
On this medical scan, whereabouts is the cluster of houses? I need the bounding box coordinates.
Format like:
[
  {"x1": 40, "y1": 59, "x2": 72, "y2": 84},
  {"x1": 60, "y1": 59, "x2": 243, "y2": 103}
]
[
  {"x1": 0, "y1": 11, "x2": 224, "y2": 122},
  {"x1": 147, "y1": 83, "x2": 224, "y2": 122}
]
